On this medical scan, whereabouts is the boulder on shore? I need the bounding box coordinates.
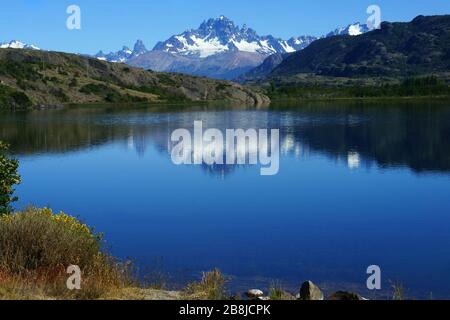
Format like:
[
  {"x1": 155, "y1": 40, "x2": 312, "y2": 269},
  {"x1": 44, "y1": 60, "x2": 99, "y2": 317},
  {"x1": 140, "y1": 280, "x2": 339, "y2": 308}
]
[{"x1": 299, "y1": 281, "x2": 324, "y2": 301}]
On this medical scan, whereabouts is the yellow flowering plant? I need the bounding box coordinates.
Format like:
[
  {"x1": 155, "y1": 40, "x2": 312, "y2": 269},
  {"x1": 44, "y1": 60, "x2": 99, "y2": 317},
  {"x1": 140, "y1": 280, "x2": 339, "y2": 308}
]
[{"x1": 0, "y1": 207, "x2": 102, "y2": 273}]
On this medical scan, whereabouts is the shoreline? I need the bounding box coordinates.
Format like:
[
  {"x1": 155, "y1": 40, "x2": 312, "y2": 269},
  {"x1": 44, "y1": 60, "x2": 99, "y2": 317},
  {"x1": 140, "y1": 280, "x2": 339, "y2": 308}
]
[{"x1": 1, "y1": 94, "x2": 450, "y2": 114}]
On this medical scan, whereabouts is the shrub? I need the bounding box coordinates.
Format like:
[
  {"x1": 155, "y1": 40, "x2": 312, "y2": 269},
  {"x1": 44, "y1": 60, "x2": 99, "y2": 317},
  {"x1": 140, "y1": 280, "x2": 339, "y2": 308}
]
[
  {"x1": 0, "y1": 60, "x2": 40, "y2": 82},
  {"x1": 0, "y1": 207, "x2": 132, "y2": 299},
  {"x1": 216, "y1": 83, "x2": 229, "y2": 91},
  {"x1": 128, "y1": 85, "x2": 187, "y2": 102},
  {"x1": 69, "y1": 77, "x2": 78, "y2": 87},
  {"x1": 157, "y1": 73, "x2": 176, "y2": 86},
  {"x1": 0, "y1": 207, "x2": 100, "y2": 272},
  {"x1": 80, "y1": 83, "x2": 148, "y2": 103},
  {"x1": 50, "y1": 88, "x2": 69, "y2": 102},
  {"x1": 0, "y1": 85, "x2": 32, "y2": 109},
  {"x1": 0, "y1": 142, "x2": 20, "y2": 215}
]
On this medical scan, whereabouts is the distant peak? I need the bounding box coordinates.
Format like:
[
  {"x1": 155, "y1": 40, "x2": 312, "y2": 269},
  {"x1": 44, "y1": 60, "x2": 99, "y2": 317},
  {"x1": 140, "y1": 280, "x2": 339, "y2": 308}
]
[
  {"x1": 133, "y1": 40, "x2": 147, "y2": 53},
  {"x1": 201, "y1": 16, "x2": 235, "y2": 26},
  {"x1": 0, "y1": 40, "x2": 40, "y2": 50}
]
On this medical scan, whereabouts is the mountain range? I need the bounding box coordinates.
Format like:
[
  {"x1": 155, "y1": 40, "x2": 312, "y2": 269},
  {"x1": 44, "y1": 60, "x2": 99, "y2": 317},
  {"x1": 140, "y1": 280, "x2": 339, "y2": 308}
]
[
  {"x1": 266, "y1": 15, "x2": 450, "y2": 82},
  {"x1": 95, "y1": 40, "x2": 148, "y2": 63},
  {"x1": 95, "y1": 16, "x2": 373, "y2": 79},
  {"x1": 1, "y1": 16, "x2": 374, "y2": 80}
]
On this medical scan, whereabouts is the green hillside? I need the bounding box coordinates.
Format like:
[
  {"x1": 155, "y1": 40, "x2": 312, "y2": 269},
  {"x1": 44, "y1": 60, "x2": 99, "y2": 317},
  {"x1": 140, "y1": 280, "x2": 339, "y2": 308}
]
[{"x1": 0, "y1": 49, "x2": 269, "y2": 109}]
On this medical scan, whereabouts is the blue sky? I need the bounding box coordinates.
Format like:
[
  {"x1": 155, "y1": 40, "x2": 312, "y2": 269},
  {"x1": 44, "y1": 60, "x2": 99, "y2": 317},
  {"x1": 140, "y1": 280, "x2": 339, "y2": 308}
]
[{"x1": 1, "y1": 0, "x2": 449, "y2": 54}]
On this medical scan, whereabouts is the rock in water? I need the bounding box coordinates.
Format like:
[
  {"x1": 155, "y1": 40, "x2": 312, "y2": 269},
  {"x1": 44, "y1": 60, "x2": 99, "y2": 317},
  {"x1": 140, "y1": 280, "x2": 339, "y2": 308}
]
[
  {"x1": 299, "y1": 281, "x2": 324, "y2": 300},
  {"x1": 246, "y1": 289, "x2": 264, "y2": 299},
  {"x1": 328, "y1": 291, "x2": 364, "y2": 301},
  {"x1": 258, "y1": 296, "x2": 271, "y2": 301}
]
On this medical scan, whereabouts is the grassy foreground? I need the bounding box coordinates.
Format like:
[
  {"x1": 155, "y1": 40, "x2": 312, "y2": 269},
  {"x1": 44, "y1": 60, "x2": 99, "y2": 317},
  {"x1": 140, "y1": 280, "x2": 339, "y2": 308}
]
[{"x1": 0, "y1": 207, "x2": 230, "y2": 300}]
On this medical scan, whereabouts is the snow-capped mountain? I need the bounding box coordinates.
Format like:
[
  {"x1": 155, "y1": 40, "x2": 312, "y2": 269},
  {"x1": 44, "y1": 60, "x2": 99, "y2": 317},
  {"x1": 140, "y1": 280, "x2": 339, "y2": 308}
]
[
  {"x1": 95, "y1": 40, "x2": 148, "y2": 63},
  {"x1": 286, "y1": 35, "x2": 319, "y2": 51},
  {"x1": 327, "y1": 22, "x2": 372, "y2": 37},
  {"x1": 239, "y1": 22, "x2": 376, "y2": 82},
  {"x1": 96, "y1": 17, "x2": 375, "y2": 79},
  {"x1": 0, "y1": 40, "x2": 40, "y2": 50},
  {"x1": 152, "y1": 16, "x2": 317, "y2": 58}
]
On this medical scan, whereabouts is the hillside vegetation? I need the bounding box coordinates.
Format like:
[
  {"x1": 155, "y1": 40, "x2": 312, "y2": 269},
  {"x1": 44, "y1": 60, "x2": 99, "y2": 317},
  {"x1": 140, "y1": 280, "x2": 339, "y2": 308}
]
[
  {"x1": 269, "y1": 15, "x2": 450, "y2": 80},
  {"x1": 267, "y1": 75, "x2": 450, "y2": 100},
  {"x1": 0, "y1": 49, "x2": 269, "y2": 109}
]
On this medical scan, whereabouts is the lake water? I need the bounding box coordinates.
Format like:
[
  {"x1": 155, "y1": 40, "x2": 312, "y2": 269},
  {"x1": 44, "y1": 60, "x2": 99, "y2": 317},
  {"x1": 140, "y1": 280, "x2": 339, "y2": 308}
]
[{"x1": 1, "y1": 100, "x2": 450, "y2": 299}]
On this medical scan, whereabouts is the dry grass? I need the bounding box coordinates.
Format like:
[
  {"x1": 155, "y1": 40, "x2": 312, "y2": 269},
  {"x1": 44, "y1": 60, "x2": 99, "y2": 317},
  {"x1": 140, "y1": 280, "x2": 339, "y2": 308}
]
[
  {"x1": 0, "y1": 207, "x2": 133, "y2": 300},
  {"x1": 391, "y1": 281, "x2": 405, "y2": 301},
  {"x1": 268, "y1": 281, "x2": 295, "y2": 300},
  {"x1": 184, "y1": 269, "x2": 228, "y2": 300}
]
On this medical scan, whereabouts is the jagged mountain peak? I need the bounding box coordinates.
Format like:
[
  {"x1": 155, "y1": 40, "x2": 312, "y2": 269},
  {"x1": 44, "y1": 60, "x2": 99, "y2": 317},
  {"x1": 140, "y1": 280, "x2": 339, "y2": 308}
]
[
  {"x1": 133, "y1": 40, "x2": 147, "y2": 56},
  {"x1": 200, "y1": 15, "x2": 236, "y2": 29},
  {"x1": 96, "y1": 40, "x2": 148, "y2": 62},
  {"x1": 152, "y1": 16, "x2": 315, "y2": 58}
]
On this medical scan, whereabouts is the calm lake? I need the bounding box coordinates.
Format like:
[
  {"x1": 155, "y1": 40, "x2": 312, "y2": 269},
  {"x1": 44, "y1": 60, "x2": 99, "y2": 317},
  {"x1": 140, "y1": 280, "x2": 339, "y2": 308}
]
[{"x1": 1, "y1": 100, "x2": 450, "y2": 299}]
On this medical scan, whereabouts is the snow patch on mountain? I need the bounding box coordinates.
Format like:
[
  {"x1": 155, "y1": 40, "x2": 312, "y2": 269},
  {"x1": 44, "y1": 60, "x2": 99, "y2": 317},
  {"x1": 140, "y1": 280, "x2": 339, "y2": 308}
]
[
  {"x1": 173, "y1": 35, "x2": 228, "y2": 58},
  {"x1": 152, "y1": 16, "x2": 313, "y2": 58},
  {"x1": 280, "y1": 41, "x2": 296, "y2": 53},
  {"x1": 231, "y1": 39, "x2": 264, "y2": 53},
  {"x1": 0, "y1": 40, "x2": 40, "y2": 50},
  {"x1": 327, "y1": 22, "x2": 372, "y2": 37}
]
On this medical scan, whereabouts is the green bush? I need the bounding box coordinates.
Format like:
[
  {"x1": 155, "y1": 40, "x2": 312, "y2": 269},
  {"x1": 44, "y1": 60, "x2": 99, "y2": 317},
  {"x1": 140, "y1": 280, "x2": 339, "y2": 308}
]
[
  {"x1": 0, "y1": 142, "x2": 20, "y2": 215},
  {"x1": 50, "y1": 88, "x2": 69, "y2": 102},
  {"x1": 80, "y1": 83, "x2": 148, "y2": 103},
  {"x1": 0, "y1": 60, "x2": 40, "y2": 82},
  {"x1": 0, "y1": 84, "x2": 32, "y2": 109},
  {"x1": 156, "y1": 73, "x2": 176, "y2": 86},
  {"x1": 131, "y1": 85, "x2": 187, "y2": 102},
  {"x1": 268, "y1": 76, "x2": 450, "y2": 99}
]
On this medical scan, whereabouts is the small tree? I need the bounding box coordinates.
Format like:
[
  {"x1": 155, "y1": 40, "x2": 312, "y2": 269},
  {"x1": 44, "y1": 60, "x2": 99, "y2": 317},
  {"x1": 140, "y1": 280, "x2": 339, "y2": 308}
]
[{"x1": 0, "y1": 142, "x2": 20, "y2": 215}]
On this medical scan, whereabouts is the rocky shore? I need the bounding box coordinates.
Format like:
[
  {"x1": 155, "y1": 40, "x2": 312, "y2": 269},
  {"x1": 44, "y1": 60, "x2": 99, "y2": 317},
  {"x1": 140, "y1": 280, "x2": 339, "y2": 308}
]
[{"x1": 244, "y1": 281, "x2": 367, "y2": 301}]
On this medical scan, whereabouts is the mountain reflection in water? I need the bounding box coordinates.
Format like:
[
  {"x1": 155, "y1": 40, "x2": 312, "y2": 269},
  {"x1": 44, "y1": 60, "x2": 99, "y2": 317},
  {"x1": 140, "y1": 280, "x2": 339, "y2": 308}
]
[{"x1": 1, "y1": 101, "x2": 450, "y2": 175}]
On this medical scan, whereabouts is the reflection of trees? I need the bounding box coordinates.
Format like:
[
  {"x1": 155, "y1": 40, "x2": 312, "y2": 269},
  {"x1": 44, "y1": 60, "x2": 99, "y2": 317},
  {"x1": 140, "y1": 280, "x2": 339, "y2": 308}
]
[
  {"x1": 1, "y1": 101, "x2": 450, "y2": 175},
  {"x1": 0, "y1": 108, "x2": 130, "y2": 155},
  {"x1": 273, "y1": 101, "x2": 450, "y2": 173}
]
